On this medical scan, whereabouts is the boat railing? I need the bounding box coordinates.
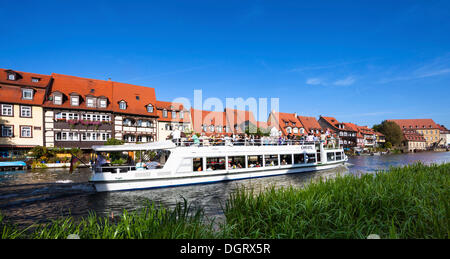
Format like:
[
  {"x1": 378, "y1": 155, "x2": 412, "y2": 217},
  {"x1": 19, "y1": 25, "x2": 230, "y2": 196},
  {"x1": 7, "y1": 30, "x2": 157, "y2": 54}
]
[{"x1": 174, "y1": 139, "x2": 341, "y2": 149}]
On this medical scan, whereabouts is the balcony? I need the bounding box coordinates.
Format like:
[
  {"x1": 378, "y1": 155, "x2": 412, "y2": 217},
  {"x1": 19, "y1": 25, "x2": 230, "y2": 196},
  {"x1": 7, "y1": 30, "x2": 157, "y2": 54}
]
[{"x1": 54, "y1": 119, "x2": 113, "y2": 131}]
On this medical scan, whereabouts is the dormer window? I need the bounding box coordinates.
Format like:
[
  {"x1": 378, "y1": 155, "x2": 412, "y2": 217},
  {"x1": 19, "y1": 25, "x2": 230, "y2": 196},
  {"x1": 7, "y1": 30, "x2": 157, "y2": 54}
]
[
  {"x1": 163, "y1": 109, "x2": 168, "y2": 118},
  {"x1": 7, "y1": 73, "x2": 16, "y2": 80},
  {"x1": 53, "y1": 93, "x2": 62, "y2": 105},
  {"x1": 172, "y1": 111, "x2": 177, "y2": 118},
  {"x1": 22, "y1": 89, "x2": 33, "y2": 100},
  {"x1": 31, "y1": 77, "x2": 40, "y2": 83},
  {"x1": 86, "y1": 97, "x2": 96, "y2": 108},
  {"x1": 99, "y1": 98, "x2": 107, "y2": 108},
  {"x1": 71, "y1": 96, "x2": 79, "y2": 106},
  {"x1": 119, "y1": 101, "x2": 127, "y2": 110},
  {"x1": 147, "y1": 104, "x2": 153, "y2": 113},
  {"x1": 180, "y1": 111, "x2": 184, "y2": 119}
]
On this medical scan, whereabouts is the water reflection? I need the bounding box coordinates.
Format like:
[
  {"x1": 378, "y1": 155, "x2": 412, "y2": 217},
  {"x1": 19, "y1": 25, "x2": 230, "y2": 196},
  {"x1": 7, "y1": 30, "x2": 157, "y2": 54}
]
[{"x1": 0, "y1": 151, "x2": 449, "y2": 226}]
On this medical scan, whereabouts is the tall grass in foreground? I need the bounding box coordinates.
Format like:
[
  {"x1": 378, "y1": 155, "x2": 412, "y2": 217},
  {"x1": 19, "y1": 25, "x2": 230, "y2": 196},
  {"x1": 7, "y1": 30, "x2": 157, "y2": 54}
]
[
  {"x1": 1, "y1": 199, "x2": 216, "y2": 239},
  {"x1": 223, "y1": 162, "x2": 449, "y2": 239},
  {"x1": 1, "y1": 162, "x2": 449, "y2": 239}
]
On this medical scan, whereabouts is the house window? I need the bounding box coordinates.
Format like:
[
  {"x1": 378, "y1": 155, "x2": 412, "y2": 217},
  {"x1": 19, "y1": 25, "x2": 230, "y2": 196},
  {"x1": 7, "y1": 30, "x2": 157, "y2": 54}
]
[
  {"x1": 147, "y1": 104, "x2": 153, "y2": 113},
  {"x1": 71, "y1": 96, "x2": 79, "y2": 106},
  {"x1": 163, "y1": 109, "x2": 168, "y2": 118},
  {"x1": 20, "y1": 106, "x2": 32, "y2": 117},
  {"x1": 101, "y1": 133, "x2": 111, "y2": 141},
  {"x1": 172, "y1": 111, "x2": 177, "y2": 118},
  {"x1": 53, "y1": 94, "x2": 62, "y2": 105},
  {"x1": 293, "y1": 128, "x2": 298, "y2": 134},
  {"x1": 22, "y1": 89, "x2": 33, "y2": 100},
  {"x1": 180, "y1": 111, "x2": 184, "y2": 119},
  {"x1": 119, "y1": 101, "x2": 127, "y2": 110},
  {"x1": 123, "y1": 119, "x2": 133, "y2": 126},
  {"x1": 203, "y1": 125, "x2": 207, "y2": 132},
  {"x1": 31, "y1": 77, "x2": 40, "y2": 83},
  {"x1": 86, "y1": 98, "x2": 96, "y2": 107},
  {"x1": 98, "y1": 99, "x2": 107, "y2": 108},
  {"x1": 210, "y1": 125, "x2": 215, "y2": 132},
  {"x1": 1, "y1": 104, "x2": 13, "y2": 116},
  {"x1": 1, "y1": 125, "x2": 13, "y2": 137},
  {"x1": 20, "y1": 126, "x2": 32, "y2": 138}
]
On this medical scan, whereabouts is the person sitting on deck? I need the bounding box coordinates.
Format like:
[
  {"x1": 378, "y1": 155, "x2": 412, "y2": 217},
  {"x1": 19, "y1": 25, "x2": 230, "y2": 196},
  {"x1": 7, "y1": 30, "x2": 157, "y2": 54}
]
[
  {"x1": 146, "y1": 160, "x2": 161, "y2": 169},
  {"x1": 136, "y1": 159, "x2": 146, "y2": 170}
]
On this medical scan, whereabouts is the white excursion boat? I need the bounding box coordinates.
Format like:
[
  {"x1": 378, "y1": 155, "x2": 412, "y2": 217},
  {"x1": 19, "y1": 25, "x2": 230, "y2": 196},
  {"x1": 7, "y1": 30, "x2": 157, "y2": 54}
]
[{"x1": 89, "y1": 140, "x2": 347, "y2": 192}]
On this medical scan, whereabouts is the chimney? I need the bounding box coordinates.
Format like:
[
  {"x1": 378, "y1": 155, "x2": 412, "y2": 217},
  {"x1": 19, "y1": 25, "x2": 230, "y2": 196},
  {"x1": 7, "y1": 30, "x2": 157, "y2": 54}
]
[
  {"x1": 294, "y1": 112, "x2": 297, "y2": 117},
  {"x1": 108, "y1": 78, "x2": 112, "y2": 81}
]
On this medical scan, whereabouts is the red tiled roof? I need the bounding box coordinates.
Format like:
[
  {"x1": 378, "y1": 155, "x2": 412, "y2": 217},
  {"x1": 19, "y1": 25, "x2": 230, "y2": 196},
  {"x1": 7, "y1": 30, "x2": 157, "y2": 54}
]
[
  {"x1": 297, "y1": 116, "x2": 322, "y2": 134},
  {"x1": 271, "y1": 112, "x2": 305, "y2": 136},
  {"x1": 403, "y1": 129, "x2": 426, "y2": 142},
  {"x1": 0, "y1": 69, "x2": 51, "y2": 106},
  {"x1": 111, "y1": 82, "x2": 158, "y2": 117},
  {"x1": 190, "y1": 108, "x2": 228, "y2": 133},
  {"x1": 0, "y1": 68, "x2": 51, "y2": 89},
  {"x1": 321, "y1": 116, "x2": 340, "y2": 127},
  {"x1": 43, "y1": 73, "x2": 158, "y2": 117},
  {"x1": 0, "y1": 84, "x2": 47, "y2": 106},
  {"x1": 342, "y1": 122, "x2": 358, "y2": 132},
  {"x1": 155, "y1": 100, "x2": 186, "y2": 111},
  {"x1": 156, "y1": 100, "x2": 190, "y2": 123},
  {"x1": 389, "y1": 119, "x2": 439, "y2": 130},
  {"x1": 44, "y1": 73, "x2": 114, "y2": 111}
]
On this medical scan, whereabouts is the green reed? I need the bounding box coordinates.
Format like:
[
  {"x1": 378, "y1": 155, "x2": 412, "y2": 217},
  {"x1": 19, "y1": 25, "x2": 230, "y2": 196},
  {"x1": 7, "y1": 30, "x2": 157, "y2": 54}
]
[
  {"x1": 223, "y1": 162, "x2": 449, "y2": 239},
  {"x1": 1, "y1": 162, "x2": 448, "y2": 239},
  {"x1": 1, "y1": 198, "x2": 217, "y2": 239}
]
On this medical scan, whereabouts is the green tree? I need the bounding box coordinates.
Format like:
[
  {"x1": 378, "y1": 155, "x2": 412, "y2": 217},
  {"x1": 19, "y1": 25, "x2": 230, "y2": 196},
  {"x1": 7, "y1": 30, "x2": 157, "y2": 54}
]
[
  {"x1": 384, "y1": 141, "x2": 392, "y2": 149},
  {"x1": 376, "y1": 121, "x2": 403, "y2": 146},
  {"x1": 105, "y1": 138, "x2": 124, "y2": 145}
]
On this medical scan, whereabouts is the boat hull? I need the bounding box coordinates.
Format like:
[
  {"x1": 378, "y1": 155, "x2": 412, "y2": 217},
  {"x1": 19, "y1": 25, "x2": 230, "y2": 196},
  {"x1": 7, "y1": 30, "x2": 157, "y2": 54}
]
[{"x1": 91, "y1": 161, "x2": 346, "y2": 192}]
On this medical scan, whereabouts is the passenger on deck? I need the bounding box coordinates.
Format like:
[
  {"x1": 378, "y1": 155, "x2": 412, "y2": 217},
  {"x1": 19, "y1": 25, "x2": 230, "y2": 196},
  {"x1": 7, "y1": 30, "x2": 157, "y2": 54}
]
[
  {"x1": 146, "y1": 160, "x2": 161, "y2": 169},
  {"x1": 136, "y1": 159, "x2": 146, "y2": 170}
]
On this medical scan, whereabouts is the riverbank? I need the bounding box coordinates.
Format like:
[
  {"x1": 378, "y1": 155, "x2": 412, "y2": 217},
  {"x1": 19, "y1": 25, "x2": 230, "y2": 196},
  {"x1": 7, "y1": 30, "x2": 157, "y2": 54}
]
[{"x1": 1, "y1": 162, "x2": 448, "y2": 239}]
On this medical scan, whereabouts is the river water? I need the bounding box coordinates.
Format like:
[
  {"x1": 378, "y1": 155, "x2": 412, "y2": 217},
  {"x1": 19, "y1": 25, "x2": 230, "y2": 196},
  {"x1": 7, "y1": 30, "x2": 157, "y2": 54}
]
[{"x1": 1, "y1": 151, "x2": 449, "y2": 226}]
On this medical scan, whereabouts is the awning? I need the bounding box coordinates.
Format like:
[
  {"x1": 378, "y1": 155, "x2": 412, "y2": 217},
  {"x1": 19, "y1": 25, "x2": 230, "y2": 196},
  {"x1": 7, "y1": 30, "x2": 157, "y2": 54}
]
[{"x1": 92, "y1": 140, "x2": 176, "y2": 152}]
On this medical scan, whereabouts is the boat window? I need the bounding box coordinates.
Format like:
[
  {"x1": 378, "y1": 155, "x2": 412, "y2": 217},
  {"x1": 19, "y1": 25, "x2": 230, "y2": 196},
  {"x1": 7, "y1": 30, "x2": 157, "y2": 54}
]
[
  {"x1": 193, "y1": 157, "x2": 203, "y2": 172},
  {"x1": 206, "y1": 157, "x2": 226, "y2": 171},
  {"x1": 94, "y1": 149, "x2": 171, "y2": 173},
  {"x1": 280, "y1": 154, "x2": 292, "y2": 165},
  {"x1": 228, "y1": 156, "x2": 245, "y2": 170},
  {"x1": 316, "y1": 152, "x2": 321, "y2": 163},
  {"x1": 247, "y1": 155, "x2": 263, "y2": 168},
  {"x1": 265, "y1": 155, "x2": 279, "y2": 167},
  {"x1": 293, "y1": 154, "x2": 305, "y2": 164},
  {"x1": 327, "y1": 152, "x2": 335, "y2": 161},
  {"x1": 306, "y1": 153, "x2": 316, "y2": 163},
  {"x1": 336, "y1": 152, "x2": 342, "y2": 160}
]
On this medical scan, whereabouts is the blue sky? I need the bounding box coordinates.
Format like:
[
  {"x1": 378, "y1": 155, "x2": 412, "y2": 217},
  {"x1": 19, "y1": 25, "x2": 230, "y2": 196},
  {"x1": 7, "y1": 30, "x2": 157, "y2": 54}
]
[{"x1": 1, "y1": 0, "x2": 450, "y2": 127}]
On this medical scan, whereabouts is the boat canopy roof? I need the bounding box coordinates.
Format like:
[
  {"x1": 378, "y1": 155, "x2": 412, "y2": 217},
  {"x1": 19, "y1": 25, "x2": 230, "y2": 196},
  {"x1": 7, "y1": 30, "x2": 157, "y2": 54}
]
[{"x1": 92, "y1": 140, "x2": 176, "y2": 152}]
